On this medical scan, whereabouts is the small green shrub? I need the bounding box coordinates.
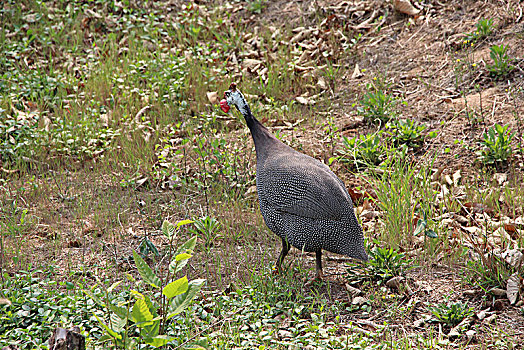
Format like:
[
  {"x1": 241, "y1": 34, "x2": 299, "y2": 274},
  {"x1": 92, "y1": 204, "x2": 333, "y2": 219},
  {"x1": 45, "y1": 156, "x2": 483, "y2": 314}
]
[
  {"x1": 487, "y1": 44, "x2": 514, "y2": 76},
  {"x1": 357, "y1": 84, "x2": 400, "y2": 123},
  {"x1": 339, "y1": 132, "x2": 386, "y2": 169},
  {"x1": 477, "y1": 123, "x2": 515, "y2": 166},
  {"x1": 346, "y1": 243, "x2": 415, "y2": 285},
  {"x1": 429, "y1": 300, "x2": 473, "y2": 327},
  {"x1": 385, "y1": 119, "x2": 427, "y2": 147},
  {"x1": 476, "y1": 18, "x2": 494, "y2": 37},
  {"x1": 191, "y1": 216, "x2": 221, "y2": 248},
  {"x1": 84, "y1": 219, "x2": 205, "y2": 349},
  {"x1": 464, "y1": 18, "x2": 494, "y2": 45}
]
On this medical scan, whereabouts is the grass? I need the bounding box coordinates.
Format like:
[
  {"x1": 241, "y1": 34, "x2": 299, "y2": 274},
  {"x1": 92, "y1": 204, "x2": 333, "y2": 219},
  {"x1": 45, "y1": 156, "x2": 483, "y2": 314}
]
[{"x1": 1, "y1": 0, "x2": 524, "y2": 349}]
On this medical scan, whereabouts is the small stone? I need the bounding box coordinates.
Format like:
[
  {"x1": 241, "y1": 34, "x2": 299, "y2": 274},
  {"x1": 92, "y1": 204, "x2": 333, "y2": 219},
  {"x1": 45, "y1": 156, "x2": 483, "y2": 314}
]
[{"x1": 466, "y1": 330, "x2": 476, "y2": 341}]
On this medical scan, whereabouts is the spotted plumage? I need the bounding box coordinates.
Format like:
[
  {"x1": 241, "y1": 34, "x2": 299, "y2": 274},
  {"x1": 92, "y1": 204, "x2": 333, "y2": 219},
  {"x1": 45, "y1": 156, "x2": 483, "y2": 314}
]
[{"x1": 222, "y1": 83, "x2": 368, "y2": 279}]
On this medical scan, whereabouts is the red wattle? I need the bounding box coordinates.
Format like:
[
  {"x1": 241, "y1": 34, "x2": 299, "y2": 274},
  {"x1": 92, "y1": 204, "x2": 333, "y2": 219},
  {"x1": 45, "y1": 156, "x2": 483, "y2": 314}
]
[{"x1": 220, "y1": 99, "x2": 230, "y2": 113}]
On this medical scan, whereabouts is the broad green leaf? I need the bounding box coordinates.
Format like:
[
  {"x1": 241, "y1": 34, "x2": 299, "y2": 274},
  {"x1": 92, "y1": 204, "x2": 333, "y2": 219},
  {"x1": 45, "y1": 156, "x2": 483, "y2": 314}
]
[
  {"x1": 139, "y1": 238, "x2": 160, "y2": 257},
  {"x1": 95, "y1": 315, "x2": 122, "y2": 339},
  {"x1": 186, "y1": 338, "x2": 210, "y2": 350},
  {"x1": 98, "y1": 334, "x2": 113, "y2": 343},
  {"x1": 424, "y1": 229, "x2": 438, "y2": 238},
  {"x1": 167, "y1": 279, "x2": 205, "y2": 318},
  {"x1": 142, "y1": 294, "x2": 158, "y2": 318},
  {"x1": 145, "y1": 335, "x2": 177, "y2": 347},
  {"x1": 140, "y1": 319, "x2": 160, "y2": 339},
  {"x1": 413, "y1": 218, "x2": 427, "y2": 236},
  {"x1": 83, "y1": 289, "x2": 105, "y2": 307},
  {"x1": 131, "y1": 298, "x2": 153, "y2": 327},
  {"x1": 169, "y1": 258, "x2": 189, "y2": 274},
  {"x1": 126, "y1": 273, "x2": 136, "y2": 282},
  {"x1": 176, "y1": 236, "x2": 197, "y2": 256},
  {"x1": 133, "y1": 250, "x2": 161, "y2": 288},
  {"x1": 107, "y1": 280, "x2": 123, "y2": 293},
  {"x1": 177, "y1": 219, "x2": 194, "y2": 228},
  {"x1": 176, "y1": 252, "x2": 192, "y2": 261},
  {"x1": 109, "y1": 304, "x2": 129, "y2": 320},
  {"x1": 130, "y1": 290, "x2": 145, "y2": 299},
  {"x1": 162, "y1": 220, "x2": 176, "y2": 238},
  {"x1": 163, "y1": 276, "x2": 189, "y2": 299},
  {"x1": 110, "y1": 312, "x2": 127, "y2": 333}
]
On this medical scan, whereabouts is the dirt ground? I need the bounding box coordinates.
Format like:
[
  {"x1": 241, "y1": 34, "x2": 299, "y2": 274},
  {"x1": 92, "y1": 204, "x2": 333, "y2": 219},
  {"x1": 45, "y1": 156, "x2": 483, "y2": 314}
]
[{"x1": 2, "y1": 0, "x2": 524, "y2": 348}]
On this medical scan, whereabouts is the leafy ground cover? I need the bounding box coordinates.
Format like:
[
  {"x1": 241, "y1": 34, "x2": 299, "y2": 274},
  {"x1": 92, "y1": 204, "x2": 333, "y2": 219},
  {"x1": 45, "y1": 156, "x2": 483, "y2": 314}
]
[{"x1": 1, "y1": 0, "x2": 524, "y2": 349}]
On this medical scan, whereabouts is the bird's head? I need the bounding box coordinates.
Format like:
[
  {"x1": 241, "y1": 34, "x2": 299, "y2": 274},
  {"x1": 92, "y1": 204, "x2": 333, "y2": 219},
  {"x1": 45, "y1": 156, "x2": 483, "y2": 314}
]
[{"x1": 220, "y1": 83, "x2": 251, "y2": 116}]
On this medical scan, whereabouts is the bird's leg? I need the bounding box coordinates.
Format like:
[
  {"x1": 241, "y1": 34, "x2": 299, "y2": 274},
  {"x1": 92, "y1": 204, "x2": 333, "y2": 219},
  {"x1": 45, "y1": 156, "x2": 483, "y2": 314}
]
[
  {"x1": 274, "y1": 237, "x2": 290, "y2": 274},
  {"x1": 315, "y1": 250, "x2": 323, "y2": 280}
]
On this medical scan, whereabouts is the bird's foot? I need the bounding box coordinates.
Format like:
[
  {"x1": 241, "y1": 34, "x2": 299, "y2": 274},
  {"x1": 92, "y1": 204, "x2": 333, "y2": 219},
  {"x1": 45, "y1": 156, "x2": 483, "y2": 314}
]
[{"x1": 304, "y1": 271, "x2": 324, "y2": 287}]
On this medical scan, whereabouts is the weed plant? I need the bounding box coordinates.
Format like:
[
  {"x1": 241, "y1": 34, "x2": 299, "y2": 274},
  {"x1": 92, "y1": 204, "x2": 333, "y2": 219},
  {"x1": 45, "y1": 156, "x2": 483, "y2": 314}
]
[
  {"x1": 357, "y1": 87, "x2": 398, "y2": 124},
  {"x1": 346, "y1": 243, "x2": 415, "y2": 285},
  {"x1": 477, "y1": 123, "x2": 515, "y2": 167},
  {"x1": 0, "y1": 268, "x2": 102, "y2": 349},
  {"x1": 84, "y1": 220, "x2": 205, "y2": 349},
  {"x1": 428, "y1": 300, "x2": 473, "y2": 327},
  {"x1": 385, "y1": 119, "x2": 427, "y2": 147},
  {"x1": 372, "y1": 159, "x2": 437, "y2": 250},
  {"x1": 339, "y1": 132, "x2": 385, "y2": 170},
  {"x1": 487, "y1": 44, "x2": 514, "y2": 77},
  {"x1": 463, "y1": 18, "x2": 494, "y2": 45}
]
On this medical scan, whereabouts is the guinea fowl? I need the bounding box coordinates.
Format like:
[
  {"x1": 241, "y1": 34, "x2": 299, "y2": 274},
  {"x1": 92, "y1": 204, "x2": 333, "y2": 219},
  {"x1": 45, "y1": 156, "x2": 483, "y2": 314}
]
[{"x1": 220, "y1": 83, "x2": 368, "y2": 280}]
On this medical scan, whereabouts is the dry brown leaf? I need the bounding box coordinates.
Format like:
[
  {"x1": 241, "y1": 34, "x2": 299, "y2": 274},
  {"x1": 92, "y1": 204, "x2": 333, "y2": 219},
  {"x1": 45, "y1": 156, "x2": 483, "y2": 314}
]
[
  {"x1": 360, "y1": 210, "x2": 380, "y2": 220},
  {"x1": 386, "y1": 276, "x2": 404, "y2": 289},
  {"x1": 393, "y1": 0, "x2": 420, "y2": 16},
  {"x1": 493, "y1": 173, "x2": 507, "y2": 186},
  {"x1": 463, "y1": 202, "x2": 494, "y2": 215},
  {"x1": 295, "y1": 96, "x2": 315, "y2": 105},
  {"x1": 351, "y1": 63, "x2": 363, "y2": 79},
  {"x1": 504, "y1": 223, "x2": 518, "y2": 239},
  {"x1": 39, "y1": 115, "x2": 52, "y2": 132},
  {"x1": 452, "y1": 169, "x2": 461, "y2": 186},
  {"x1": 206, "y1": 91, "x2": 219, "y2": 105},
  {"x1": 489, "y1": 287, "x2": 506, "y2": 297},
  {"x1": 317, "y1": 76, "x2": 327, "y2": 90},
  {"x1": 242, "y1": 58, "x2": 263, "y2": 70},
  {"x1": 487, "y1": 227, "x2": 513, "y2": 248},
  {"x1": 501, "y1": 248, "x2": 523, "y2": 268},
  {"x1": 507, "y1": 273, "x2": 521, "y2": 305},
  {"x1": 444, "y1": 174, "x2": 453, "y2": 186}
]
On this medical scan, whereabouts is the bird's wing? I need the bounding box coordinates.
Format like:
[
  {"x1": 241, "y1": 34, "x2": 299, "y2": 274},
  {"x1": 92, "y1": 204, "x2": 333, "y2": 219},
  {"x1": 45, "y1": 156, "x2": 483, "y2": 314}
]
[{"x1": 258, "y1": 156, "x2": 350, "y2": 221}]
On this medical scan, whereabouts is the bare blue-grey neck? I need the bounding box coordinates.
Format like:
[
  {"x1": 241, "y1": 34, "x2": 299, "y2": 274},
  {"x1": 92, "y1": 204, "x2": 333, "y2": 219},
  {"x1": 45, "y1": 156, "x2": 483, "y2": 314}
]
[{"x1": 225, "y1": 89, "x2": 279, "y2": 157}]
